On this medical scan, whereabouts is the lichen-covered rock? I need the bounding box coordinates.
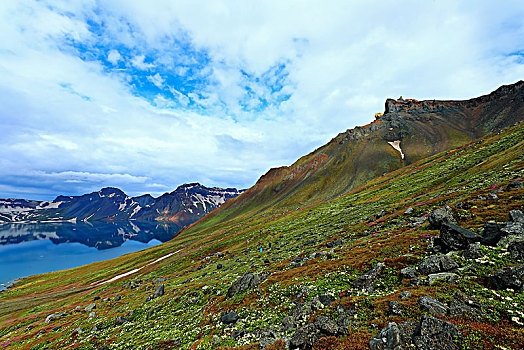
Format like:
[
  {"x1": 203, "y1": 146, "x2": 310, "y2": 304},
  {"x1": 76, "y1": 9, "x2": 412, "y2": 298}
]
[
  {"x1": 508, "y1": 239, "x2": 524, "y2": 261},
  {"x1": 389, "y1": 301, "x2": 403, "y2": 316},
  {"x1": 226, "y1": 272, "x2": 264, "y2": 299},
  {"x1": 290, "y1": 323, "x2": 319, "y2": 349},
  {"x1": 369, "y1": 322, "x2": 404, "y2": 350},
  {"x1": 353, "y1": 262, "x2": 384, "y2": 291},
  {"x1": 428, "y1": 206, "x2": 456, "y2": 229},
  {"x1": 418, "y1": 254, "x2": 459, "y2": 275},
  {"x1": 400, "y1": 266, "x2": 419, "y2": 279},
  {"x1": 440, "y1": 223, "x2": 480, "y2": 250},
  {"x1": 427, "y1": 272, "x2": 458, "y2": 285},
  {"x1": 447, "y1": 292, "x2": 487, "y2": 318},
  {"x1": 152, "y1": 284, "x2": 164, "y2": 298},
  {"x1": 418, "y1": 296, "x2": 448, "y2": 315},
  {"x1": 487, "y1": 264, "x2": 524, "y2": 290},
  {"x1": 509, "y1": 210, "x2": 524, "y2": 223},
  {"x1": 221, "y1": 311, "x2": 239, "y2": 324},
  {"x1": 463, "y1": 243, "x2": 482, "y2": 259},
  {"x1": 413, "y1": 316, "x2": 463, "y2": 350},
  {"x1": 314, "y1": 316, "x2": 338, "y2": 335}
]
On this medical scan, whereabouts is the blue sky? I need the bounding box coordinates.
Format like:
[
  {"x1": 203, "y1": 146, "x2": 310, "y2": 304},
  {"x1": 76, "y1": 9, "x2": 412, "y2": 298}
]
[{"x1": 1, "y1": 0, "x2": 524, "y2": 200}]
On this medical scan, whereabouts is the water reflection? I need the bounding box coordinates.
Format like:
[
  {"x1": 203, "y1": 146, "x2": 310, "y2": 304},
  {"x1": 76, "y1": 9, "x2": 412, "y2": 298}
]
[{"x1": 0, "y1": 221, "x2": 181, "y2": 250}]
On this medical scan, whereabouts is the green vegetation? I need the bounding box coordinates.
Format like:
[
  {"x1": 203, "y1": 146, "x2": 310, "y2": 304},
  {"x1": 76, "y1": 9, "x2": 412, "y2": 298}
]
[{"x1": 0, "y1": 123, "x2": 523, "y2": 349}]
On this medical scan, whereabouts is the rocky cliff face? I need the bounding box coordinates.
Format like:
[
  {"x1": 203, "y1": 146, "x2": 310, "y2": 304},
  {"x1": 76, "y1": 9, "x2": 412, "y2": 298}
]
[{"x1": 218, "y1": 81, "x2": 524, "y2": 214}]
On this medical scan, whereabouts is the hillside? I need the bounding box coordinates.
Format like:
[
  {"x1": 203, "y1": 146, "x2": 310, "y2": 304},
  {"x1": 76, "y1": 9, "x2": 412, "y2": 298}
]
[
  {"x1": 0, "y1": 110, "x2": 523, "y2": 348},
  {"x1": 217, "y1": 81, "x2": 524, "y2": 217}
]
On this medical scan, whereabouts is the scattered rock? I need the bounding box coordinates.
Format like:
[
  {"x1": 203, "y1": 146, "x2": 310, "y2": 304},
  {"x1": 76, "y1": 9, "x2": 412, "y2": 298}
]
[
  {"x1": 404, "y1": 207, "x2": 414, "y2": 215},
  {"x1": 152, "y1": 284, "x2": 164, "y2": 298},
  {"x1": 447, "y1": 292, "x2": 487, "y2": 318},
  {"x1": 427, "y1": 272, "x2": 458, "y2": 285},
  {"x1": 480, "y1": 221, "x2": 505, "y2": 246},
  {"x1": 326, "y1": 240, "x2": 343, "y2": 248},
  {"x1": 85, "y1": 303, "x2": 96, "y2": 312},
  {"x1": 353, "y1": 262, "x2": 384, "y2": 291},
  {"x1": 93, "y1": 296, "x2": 101, "y2": 301},
  {"x1": 317, "y1": 294, "x2": 335, "y2": 307},
  {"x1": 102, "y1": 298, "x2": 110, "y2": 302},
  {"x1": 463, "y1": 243, "x2": 482, "y2": 259},
  {"x1": 114, "y1": 295, "x2": 121, "y2": 301},
  {"x1": 314, "y1": 316, "x2": 338, "y2": 335},
  {"x1": 414, "y1": 315, "x2": 463, "y2": 349},
  {"x1": 508, "y1": 240, "x2": 524, "y2": 261},
  {"x1": 290, "y1": 323, "x2": 319, "y2": 349},
  {"x1": 399, "y1": 291, "x2": 411, "y2": 299},
  {"x1": 501, "y1": 221, "x2": 524, "y2": 236},
  {"x1": 507, "y1": 181, "x2": 523, "y2": 190},
  {"x1": 221, "y1": 311, "x2": 239, "y2": 324},
  {"x1": 389, "y1": 301, "x2": 402, "y2": 316},
  {"x1": 97, "y1": 346, "x2": 109, "y2": 350},
  {"x1": 226, "y1": 273, "x2": 264, "y2": 299},
  {"x1": 400, "y1": 266, "x2": 419, "y2": 279},
  {"x1": 428, "y1": 206, "x2": 456, "y2": 229},
  {"x1": 418, "y1": 296, "x2": 448, "y2": 315},
  {"x1": 45, "y1": 313, "x2": 65, "y2": 323},
  {"x1": 256, "y1": 327, "x2": 278, "y2": 350},
  {"x1": 509, "y1": 210, "x2": 524, "y2": 223},
  {"x1": 440, "y1": 223, "x2": 480, "y2": 250},
  {"x1": 115, "y1": 316, "x2": 128, "y2": 326},
  {"x1": 217, "y1": 263, "x2": 223, "y2": 269},
  {"x1": 371, "y1": 316, "x2": 463, "y2": 350},
  {"x1": 418, "y1": 254, "x2": 459, "y2": 275},
  {"x1": 153, "y1": 277, "x2": 166, "y2": 284},
  {"x1": 487, "y1": 193, "x2": 499, "y2": 200},
  {"x1": 487, "y1": 264, "x2": 524, "y2": 290},
  {"x1": 88, "y1": 312, "x2": 96, "y2": 319}
]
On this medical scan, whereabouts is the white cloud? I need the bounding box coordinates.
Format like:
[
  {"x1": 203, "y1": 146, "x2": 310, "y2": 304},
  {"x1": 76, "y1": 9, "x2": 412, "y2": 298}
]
[
  {"x1": 0, "y1": 0, "x2": 524, "y2": 200},
  {"x1": 147, "y1": 73, "x2": 164, "y2": 88},
  {"x1": 131, "y1": 54, "x2": 155, "y2": 70},
  {"x1": 107, "y1": 49, "x2": 122, "y2": 65}
]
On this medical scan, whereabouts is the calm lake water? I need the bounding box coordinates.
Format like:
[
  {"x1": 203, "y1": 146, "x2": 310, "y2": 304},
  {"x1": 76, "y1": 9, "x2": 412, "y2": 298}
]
[{"x1": 0, "y1": 221, "x2": 181, "y2": 290}]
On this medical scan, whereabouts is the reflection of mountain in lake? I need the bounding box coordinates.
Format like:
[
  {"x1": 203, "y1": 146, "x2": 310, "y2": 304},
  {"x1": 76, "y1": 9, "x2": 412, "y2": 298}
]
[{"x1": 0, "y1": 221, "x2": 180, "y2": 250}]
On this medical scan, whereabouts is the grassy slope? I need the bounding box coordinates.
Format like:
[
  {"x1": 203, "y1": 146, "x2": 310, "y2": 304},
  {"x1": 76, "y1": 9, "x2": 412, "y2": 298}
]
[{"x1": 0, "y1": 123, "x2": 523, "y2": 349}]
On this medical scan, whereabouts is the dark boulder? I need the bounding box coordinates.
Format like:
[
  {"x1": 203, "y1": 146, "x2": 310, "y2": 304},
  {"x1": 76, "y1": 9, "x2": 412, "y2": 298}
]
[
  {"x1": 152, "y1": 284, "x2": 164, "y2": 298},
  {"x1": 226, "y1": 273, "x2": 264, "y2": 299},
  {"x1": 447, "y1": 292, "x2": 487, "y2": 318},
  {"x1": 353, "y1": 262, "x2": 384, "y2": 291},
  {"x1": 399, "y1": 291, "x2": 411, "y2": 299},
  {"x1": 221, "y1": 311, "x2": 239, "y2": 324},
  {"x1": 463, "y1": 243, "x2": 482, "y2": 259},
  {"x1": 326, "y1": 240, "x2": 343, "y2": 248},
  {"x1": 418, "y1": 254, "x2": 459, "y2": 275},
  {"x1": 115, "y1": 316, "x2": 128, "y2": 326},
  {"x1": 314, "y1": 316, "x2": 338, "y2": 335},
  {"x1": 290, "y1": 323, "x2": 319, "y2": 349},
  {"x1": 440, "y1": 223, "x2": 480, "y2": 250},
  {"x1": 369, "y1": 322, "x2": 404, "y2": 350},
  {"x1": 389, "y1": 301, "x2": 402, "y2": 316},
  {"x1": 501, "y1": 222, "x2": 524, "y2": 236},
  {"x1": 508, "y1": 239, "x2": 524, "y2": 261},
  {"x1": 487, "y1": 264, "x2": 524, "y2": 290},
  {"x1": 318, "y1": 294, "x2": 335, "y2": 307},
  {"x1": 428, "y1": 206, "x2": 456, "y2": 229},
  {"x1": 507, "y1": 181, "x2": 523, "y2": 190},
  {"x1": 400, "y1": 267, "x2": 419, "y2": 279},
  {"x1": 413, "y1": 316, "x2": 463, "y2": 350},
  {"x1": 480, "y1": 221, "x2": 505, "y2": 246},
  {"x1": 418, "y1": 296, "x2": 448, "y2": 315}
]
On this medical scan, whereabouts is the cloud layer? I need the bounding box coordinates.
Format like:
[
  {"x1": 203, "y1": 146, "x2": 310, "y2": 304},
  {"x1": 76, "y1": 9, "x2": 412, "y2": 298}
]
[{"x1": 1, "y1": 0, "x2": 524, "y2": 199}]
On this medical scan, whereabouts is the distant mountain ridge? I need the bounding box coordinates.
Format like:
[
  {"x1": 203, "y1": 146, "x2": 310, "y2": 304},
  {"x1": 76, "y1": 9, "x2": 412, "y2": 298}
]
[{"x1": 0, "y1": 183, "x2": 243, "y2": 226}]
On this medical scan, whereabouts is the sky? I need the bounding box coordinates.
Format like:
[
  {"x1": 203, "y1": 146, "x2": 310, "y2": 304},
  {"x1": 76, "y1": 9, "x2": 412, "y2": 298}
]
[{"x1": 1, "y1": 0, "x2": 524, "y2": 200}]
